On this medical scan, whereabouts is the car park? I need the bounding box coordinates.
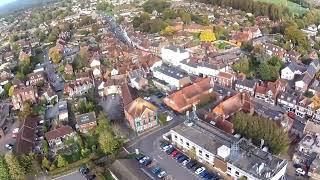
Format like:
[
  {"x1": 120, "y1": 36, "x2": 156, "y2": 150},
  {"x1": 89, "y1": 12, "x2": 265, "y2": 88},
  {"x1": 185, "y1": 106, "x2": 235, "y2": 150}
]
[
  {"x1": 158, "y1": 171, "x2": 167, "y2": 178},
  {"x1": 195, "y1": 167, "x2": 206, "y2": 175},
  {"x1": 151, "y1": 166, "x2": 161, "y2": 174},
  {"x1": 192, "y1": 164, "x2": 202, "y2": 172},
  {"x1": 160, "y1": 141, "x2": 169, "y2": 149}
]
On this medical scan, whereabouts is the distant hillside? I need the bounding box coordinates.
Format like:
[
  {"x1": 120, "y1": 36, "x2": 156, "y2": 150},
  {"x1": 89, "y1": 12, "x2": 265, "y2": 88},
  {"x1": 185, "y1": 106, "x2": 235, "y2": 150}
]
[{"x1": 0, "y1": 0, "x2": 58, "y2": 15}]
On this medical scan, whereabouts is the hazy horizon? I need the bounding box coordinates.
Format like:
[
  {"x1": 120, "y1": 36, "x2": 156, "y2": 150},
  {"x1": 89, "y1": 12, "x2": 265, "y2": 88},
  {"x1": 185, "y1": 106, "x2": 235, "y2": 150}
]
[{"x1": 0, "y1": 0, "x2": 16, "y2": 7}]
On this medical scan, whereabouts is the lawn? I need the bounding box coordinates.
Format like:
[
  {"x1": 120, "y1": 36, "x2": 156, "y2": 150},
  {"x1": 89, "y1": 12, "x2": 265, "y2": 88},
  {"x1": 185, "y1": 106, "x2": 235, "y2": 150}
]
[{"x1": 255, "y1": 0, "x2": 308, "y2": 15}]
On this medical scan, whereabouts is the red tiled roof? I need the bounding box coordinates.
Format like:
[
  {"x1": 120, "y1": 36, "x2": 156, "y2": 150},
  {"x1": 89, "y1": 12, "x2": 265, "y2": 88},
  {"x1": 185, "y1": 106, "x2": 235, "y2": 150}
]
[{"x1": 45, "y1": 125, "x2": 74, "y2": 141}]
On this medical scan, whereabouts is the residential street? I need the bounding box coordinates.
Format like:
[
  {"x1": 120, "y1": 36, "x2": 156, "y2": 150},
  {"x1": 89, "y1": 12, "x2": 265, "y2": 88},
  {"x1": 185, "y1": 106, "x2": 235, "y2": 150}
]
[{"x1": 52, "y1": 171, "x2": 86, "y2": 180}]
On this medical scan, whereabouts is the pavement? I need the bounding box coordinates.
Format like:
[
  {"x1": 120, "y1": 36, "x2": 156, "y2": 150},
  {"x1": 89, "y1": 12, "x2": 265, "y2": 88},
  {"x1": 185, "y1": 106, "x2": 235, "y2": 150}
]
[{"x1": 125, "y1": 113, "x2": 204, "y2": 180}]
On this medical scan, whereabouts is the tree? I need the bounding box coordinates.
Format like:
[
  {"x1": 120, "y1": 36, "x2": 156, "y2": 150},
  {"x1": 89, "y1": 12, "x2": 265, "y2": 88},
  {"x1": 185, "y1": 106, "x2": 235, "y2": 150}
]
[
  {"x1": 0, "y1": 156, "x2": 10, "y2": 180},
  {"x1": 258, "y1": 61, "x2": 275, "y2": 81},
  {"x1": 8, "y1": 86, "x2": 14, "y2": 97},
  {"x1": 41, "y1": 157, "x2": 51, "y2": 170},
  {"x1": 42, "y1": 140, "x2": 49, "y2": 154},
  {"x1": 49, "y1": 47, "x2": 62, "y2": 64},
  {"x1": 4, "y1": 153, "x2": 26, "y2": 179},
  {"x1": 98, "y1": 131, "x2": 121, "y2": 154},
  {"x1": 97, "y1": 112, "x2": 110, "y2": 133},
  {"x1": 199, "y1": 30, "x2": 216, "y2": 42},
  {"x1": 162, "y1": 26, "x2": 176, "y2": 36},
  {"x1": 162, "y1": 8, "x2": 176, "y2": 20},
  {"x1": 178, "y1": 10, "x2": 191, "y2": 24},
  {"x1": 143, "y1": 0, "x2": 170, "y2": 13},
  {"x1": 92, "y1": 24, "x2": 100, "y2": 35},
  {"x1": 18, "y1": 154, "x2": 33, "y2": 174},
  {"x1": 56, "y1": 155, "x2": 68, "y2": 168},
  {"x1": 232, "y1": 57, "x2": 250, "y2": 75},
  {"x1": 18, "y1": 102, "x2": 33, "y2": 121}
]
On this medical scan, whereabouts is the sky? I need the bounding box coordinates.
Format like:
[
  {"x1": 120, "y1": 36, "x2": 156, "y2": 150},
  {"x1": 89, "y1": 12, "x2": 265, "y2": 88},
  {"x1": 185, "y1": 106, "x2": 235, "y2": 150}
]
[{"x1": 0, "y1": 0, "x2": 15, "y2": 7}]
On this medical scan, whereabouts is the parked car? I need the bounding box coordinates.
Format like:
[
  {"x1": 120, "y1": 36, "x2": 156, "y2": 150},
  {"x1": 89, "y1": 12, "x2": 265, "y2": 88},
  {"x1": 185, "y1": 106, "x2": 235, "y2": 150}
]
[
  {"x1": 85, "y1": 174, "x2": 96, "y2": 180},
  {"x1": 186, "y1": 160, "x2": 197, "y2": 169},
  {"x1": 182, "y1": 159, "x2": 191, "y2": 166},
  {"x1": 171, "y1": 150, "x2": 179, "y2": 157},
  {"x1": 175, "y1": 153, "x2": 184, "y2": 160},
  {"x1": 160, "y1": 141, "x2": 169, "y2": 149},
  {"x1": 151, "y1": 166, "x2": 161, "y2": 174},
  {"x1": 191, "y1": 164, "x2": 202, "y2": 172},
  {"x1": 158, "y1": 171, "x2": 167, "y2": 178},
  {"x1": 79, "y1": 165, "x2": 89, "y2": 175},
  {"x1": 163, "y1": 145, "x2": 172, "y2": 151},
  {"x1": 143, "y1": 159, "x2": 152, "y2": 166},
  {"x1": 139, "y1": 156, "x2": 150, "y2": 164},
  {"x1": 5, "y1": 144, "x2": 13, "y2": 150},
  {"x1": 296, "y1": 168, "x2": 306, "y2": 176},
  {"x1": 135, "y1": 154, "x2": 145, "y2": 161},
  {"x1": 177, "y1": 155, "x2": 188, "y2": 163},
  {"x1": 166, "y1": 147, "x2": 175, "y2": 155},
  {"x1": 199, "y1": 170, "x2": 209, "y2": 178},
  {"x1": 195, "y1": 167, "x2": 206, "y2": 175}
]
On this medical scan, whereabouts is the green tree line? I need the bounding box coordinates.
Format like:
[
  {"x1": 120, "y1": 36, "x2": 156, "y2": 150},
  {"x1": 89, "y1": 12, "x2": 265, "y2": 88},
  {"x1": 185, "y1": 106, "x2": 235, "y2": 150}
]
[{"x1": 233, "y1": 112, "x2": 290, "y2": 154}]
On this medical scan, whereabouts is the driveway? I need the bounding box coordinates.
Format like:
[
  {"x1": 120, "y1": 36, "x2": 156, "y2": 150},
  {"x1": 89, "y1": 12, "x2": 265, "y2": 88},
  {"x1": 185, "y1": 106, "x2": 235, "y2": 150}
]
[
  {"x1": 0, "y1": 120, "x2": 19, "y2": 154},
  {"x1": 126, "y1": 114, "x2": 201, "y2": 180}
]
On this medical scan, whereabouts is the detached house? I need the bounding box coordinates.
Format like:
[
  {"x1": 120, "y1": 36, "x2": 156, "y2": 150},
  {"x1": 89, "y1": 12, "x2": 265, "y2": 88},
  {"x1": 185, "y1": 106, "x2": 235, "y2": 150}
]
[
  {"x1": 75, "y1": 112, "x2": 97, "y2": 133},
  {"x1": 12, "y1": 85, "x2": 38, "y2": 110},
  {"x1": 295, "y1": 61, "x2": 320, "y2": 92},
  {"x1": 281, "y1": 61, "x2": 307, "y2": 80},
  {"x1": 45, "y1": 125, "x2": 75, "y2": 150},
  {"x1": 261, "y1": 43, "x2": 286, "y2": 60},
  {"x1": 255, "y1": 79, "x2": 287, "y2": 105},
  {"x1": 124, "y1": 97, "x2": 159, "y2": 133}
]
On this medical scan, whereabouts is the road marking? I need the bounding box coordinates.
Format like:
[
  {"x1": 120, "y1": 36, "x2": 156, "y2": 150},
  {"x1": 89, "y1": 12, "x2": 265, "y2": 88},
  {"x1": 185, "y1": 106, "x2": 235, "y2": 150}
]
[
  {"x1": 157, "y1": 155, "x2": 163, "y2": 160},
  {"x1": 52, "y1": 171, "x2": 78, "y2": 180}
]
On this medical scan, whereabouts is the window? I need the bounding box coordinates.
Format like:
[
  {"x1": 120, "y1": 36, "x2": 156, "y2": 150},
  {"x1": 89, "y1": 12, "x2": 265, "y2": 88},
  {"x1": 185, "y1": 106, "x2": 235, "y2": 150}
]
[
  {"x1": 174, "y1": 135, "x2": 177, "y2": 139},
  {"x1": 235, "y1": 171, "x2": 240, "y2": 176},
  {"x1": 180, "y1": 138, "x2": 183, "y2": 143},
  {"x1": 186, "y1": 142, "x2": 190, "y2": 146},
  {"x1": 205, "y1": 154, "x2": 209, "y2": 159},
  {"x1": 136, "y1": 121, "x2": 141, "y2": 126},
  {"x1": 227, "y1": 167, "x2": 231, "y2": 171},
  {"x1": 199, "y1": 150, "x2": 202, "y2": 155}
]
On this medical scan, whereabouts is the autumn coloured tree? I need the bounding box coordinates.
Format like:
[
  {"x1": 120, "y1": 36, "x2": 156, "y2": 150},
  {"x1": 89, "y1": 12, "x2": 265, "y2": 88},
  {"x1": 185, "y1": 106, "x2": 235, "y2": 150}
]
[
  {"x1": 200, "y1": 30, "x2": 216, "y2": 42},
  {"x1": 4, "y1": 153, "x2": 26, "y2": 180},
  {"x1": 49, "y1": 47, "x2": 62, "y2": 64}
]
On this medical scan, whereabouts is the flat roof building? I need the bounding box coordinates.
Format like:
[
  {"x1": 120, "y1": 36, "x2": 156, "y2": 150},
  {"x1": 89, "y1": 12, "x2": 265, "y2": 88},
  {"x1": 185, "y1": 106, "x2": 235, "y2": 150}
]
[{"x1": 170, "y1": 120, "x2": 287, "y2": 180}]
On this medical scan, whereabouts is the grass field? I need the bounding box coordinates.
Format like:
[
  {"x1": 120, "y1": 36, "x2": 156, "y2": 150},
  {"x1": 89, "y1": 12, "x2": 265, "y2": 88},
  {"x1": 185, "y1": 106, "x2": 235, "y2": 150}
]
[{"x1": 255, "y1": 0, "x2": 308, "y2": 15}]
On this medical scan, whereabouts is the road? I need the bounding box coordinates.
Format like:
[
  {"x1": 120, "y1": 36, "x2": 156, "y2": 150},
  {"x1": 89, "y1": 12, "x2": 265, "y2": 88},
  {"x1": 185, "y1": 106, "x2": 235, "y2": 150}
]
[
  {"x1": 0, "y1": 120, "x2": 19, "y2": 155},
  {"x1": 52, "y1": 171, "x2": 86, "y2": 180},
  {"x1": 126, "y1": 114, "x2": 202, "y2": 180}
]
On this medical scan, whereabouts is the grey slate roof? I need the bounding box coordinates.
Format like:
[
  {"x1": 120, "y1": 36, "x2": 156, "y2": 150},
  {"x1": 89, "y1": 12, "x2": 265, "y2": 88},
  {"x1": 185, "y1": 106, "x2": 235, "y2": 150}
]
[
  {"x1": 153, "y1": 65, "x2": 189, "y2": 80},
  {"x1": 235, "y1": 78, "x2": 257, "y2": 88}
]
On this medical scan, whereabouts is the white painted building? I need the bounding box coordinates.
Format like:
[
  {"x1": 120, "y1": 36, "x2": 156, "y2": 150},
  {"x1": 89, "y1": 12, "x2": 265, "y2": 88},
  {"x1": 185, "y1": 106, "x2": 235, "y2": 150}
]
[
  {"x1": 170, "y1": 122, "x2": 288, "y2": 180},
  {"x1": 161, "y1": 46, "x2": 190, "y2": 66},
  {"x1": 152, "y1": 65, "x2": 191, "y2": 89}
]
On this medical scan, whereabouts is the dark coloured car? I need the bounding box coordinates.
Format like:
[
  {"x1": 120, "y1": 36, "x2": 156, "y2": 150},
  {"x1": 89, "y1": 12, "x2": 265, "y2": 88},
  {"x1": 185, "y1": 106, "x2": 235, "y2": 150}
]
[
  {"x1": 86, "y1": 174, "x2": 96, "y2": 180},
  {"x1": 151, "y1": 166, "x2": 161, "y2": 174},
  {"x1": 135, "y1": 154, "x2": 145, "y2": 161},
  {"x1": 199, "y1": 170, "x2": 209, "y2": 178},
  {"x1": 175, "y1": 154, "x2": 184, "y2": 160},
  {"x1": 177, "y1": 155, "x2": 188, "y2": 163},
  {"x1": 160, "y1": 141, "x2": 169, "y2": 149},
  {"x1": 192, "y1": 164, "x2": 202, "y2": 172},
  {"x1": 79, "y1": 165, "x2": 89, "y2": 175},
  {"x1": 143, "y1": 159, "x2": 152, "y2": 166},
  {"x1": 166, "y1": 147, "x2": 175, "y2": 155},
  {"x1": 203, "y1": 173, "x2": 214, "y2": 180},
  {"x1": 186, "y1": 160, "x2": 197, "y2": 169}
]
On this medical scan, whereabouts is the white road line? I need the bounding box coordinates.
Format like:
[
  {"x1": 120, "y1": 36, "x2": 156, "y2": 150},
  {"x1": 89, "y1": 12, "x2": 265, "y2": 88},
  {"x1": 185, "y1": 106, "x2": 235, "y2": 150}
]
[{"x1": 52, "y1": 171, "x2": 77, "y2": 180}]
